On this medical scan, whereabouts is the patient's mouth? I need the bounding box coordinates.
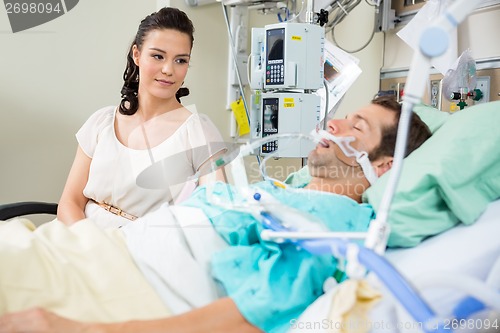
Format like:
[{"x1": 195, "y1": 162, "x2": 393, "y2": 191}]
[{"x1": 319, "y1": 139, "x2": 330, "y2": 148}]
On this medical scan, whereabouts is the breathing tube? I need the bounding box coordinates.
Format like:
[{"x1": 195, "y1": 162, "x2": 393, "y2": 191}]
[
  {"x1": 234, "y1": 131, "x2": 378, "y2": 189},
  {"x1": 260, "y1": 232, "x2": 450, "y2": 333},
  {"x1": 204, "y1": 130, "x2": 380, "y2": 215},
  {"x1": 205, "y1": 133, "x2": 318, "y2": 211},
  {"x1": 312, "y1": 130, "x2": 379, "y2": 185}
]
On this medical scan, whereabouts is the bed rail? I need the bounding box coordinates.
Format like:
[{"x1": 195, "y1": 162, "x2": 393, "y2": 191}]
[{"x1": 0, "y1": 202, "x2": 58, "y2": 220}]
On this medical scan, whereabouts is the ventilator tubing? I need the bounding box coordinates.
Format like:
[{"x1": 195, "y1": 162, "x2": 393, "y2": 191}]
[{"x1": 313, "y1": 130, "x2": 379, "y2": 185}]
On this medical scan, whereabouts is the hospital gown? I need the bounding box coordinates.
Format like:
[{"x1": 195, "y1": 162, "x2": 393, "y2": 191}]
[{"x1": 182, "y1": 181, "x2": 375, "y2": 333}]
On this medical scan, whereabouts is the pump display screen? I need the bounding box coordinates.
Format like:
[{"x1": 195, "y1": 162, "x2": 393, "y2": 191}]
[
  {"x1": 265, "y1": 28, "x2": 285, "y2": 85},
  {"x1": 261, "y1": 97, "x2": 279, "y2": 153}
]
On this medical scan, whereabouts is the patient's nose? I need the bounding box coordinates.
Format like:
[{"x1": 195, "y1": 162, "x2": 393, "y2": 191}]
[{"x1": 327, "y1": 118, "x2": 347, "y2": 135}]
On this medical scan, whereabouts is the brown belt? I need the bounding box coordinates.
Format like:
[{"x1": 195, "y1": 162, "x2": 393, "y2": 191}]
[{"x1": 91, "y1": 199, "x2": 138, "y2": 221}]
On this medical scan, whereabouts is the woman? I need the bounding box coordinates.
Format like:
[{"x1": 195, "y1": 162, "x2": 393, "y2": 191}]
[{"x1": 57, "y1": 7, "x2": 224, "y2": 228}]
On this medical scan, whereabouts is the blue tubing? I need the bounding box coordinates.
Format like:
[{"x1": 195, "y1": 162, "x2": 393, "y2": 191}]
[
  {"x1": 357, "y1": 247, "x2": 448, "y2": 333},
  {"x1": 260, "y1": 213, "x2": 447, "y2": 333},
  {"x1": 453, "y1": 296, "x2": 485, "y2": 320},
  {"x1": 298, "y1": 238, "x2": 445, "y2": 332},
  {"x1": 305, "y1": 239, "x2": 449, "y2": 333}
]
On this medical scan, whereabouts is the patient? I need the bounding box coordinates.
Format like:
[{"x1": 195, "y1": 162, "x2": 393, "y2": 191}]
[{"x1": 0, "y1": 96, "x2": 431, "y2": 333}]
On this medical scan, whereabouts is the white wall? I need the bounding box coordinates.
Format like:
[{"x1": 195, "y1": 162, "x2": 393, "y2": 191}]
[
  {"x1": 0, "y1": 0, "x2": 382, "y2": 205},
  {"x1": 383, "y1": 4, "x2": 500, "y2": 70},
  {"x1": 0, "y1": 0, "x2": 157, "y2": 205},
  {"x1": 458, "y1": 5, "x2": 500, "y2": 60}
]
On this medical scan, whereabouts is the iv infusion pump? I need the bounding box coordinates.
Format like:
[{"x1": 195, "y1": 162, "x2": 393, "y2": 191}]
[
  {"x1": 251, "y1": 92, "x2": 321, "y2": 158},
  {"x1": 249, "y1": 21, "x2": 325, "y2": 157},
  {"x1": 250, "y1": 22, "x2": 325, "y2": 91}
]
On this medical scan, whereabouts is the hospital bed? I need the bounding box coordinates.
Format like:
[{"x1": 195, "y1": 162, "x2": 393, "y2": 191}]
[
  {"x1": 290, "y1": 198, "x2": 500, "y2": 333},
  {"x1": 291, "y1": 100, "x2": 500, "y2": 332},
  {"x1": 2, "y1": 101, "x2": 500, "y2": 331},
  {"x1": 1, "y1": 103, "x2": 499, "y2": 332},
  {"x1": 1, "y1": 196, "x2": 498, "y2": 333}
]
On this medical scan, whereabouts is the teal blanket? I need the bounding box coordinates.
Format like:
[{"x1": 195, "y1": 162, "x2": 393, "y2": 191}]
[{"x1": 182, "y1": 181, "x2": 374, "y2": 333}]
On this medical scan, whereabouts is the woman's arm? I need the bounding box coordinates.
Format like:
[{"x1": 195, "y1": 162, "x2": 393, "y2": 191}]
[
  {"x1": 196, "y1": 146, "x2": 229, "y2": 186},
  {"x1": 0, "y1": 298, "x2": 262, "y2": 333},
  {"x1": 57, "y1": 146, "x2": 92, "y2": 225}
]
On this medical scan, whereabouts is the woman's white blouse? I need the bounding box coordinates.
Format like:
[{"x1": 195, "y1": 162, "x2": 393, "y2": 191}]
[{"x1": 76, "y1": 105, "x2": 223, "y2": 227}]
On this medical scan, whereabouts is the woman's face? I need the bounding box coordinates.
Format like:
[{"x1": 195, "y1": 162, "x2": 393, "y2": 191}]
[{"x1": 132, "y1": 28, "x2": 191, "y2": 102}]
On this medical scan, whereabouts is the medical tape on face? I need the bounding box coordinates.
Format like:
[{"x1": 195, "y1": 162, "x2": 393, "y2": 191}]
[{"x1": 312, "y1": 130, "x2": 379, "y2": 185}]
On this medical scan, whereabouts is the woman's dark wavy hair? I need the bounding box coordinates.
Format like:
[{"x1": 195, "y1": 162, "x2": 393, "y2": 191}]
[{"x1": 119, "y1": 7, "x2": 195, "y2": 115}]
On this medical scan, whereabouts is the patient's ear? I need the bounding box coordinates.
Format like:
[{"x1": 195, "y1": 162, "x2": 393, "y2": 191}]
[{"x1": 372, "y1": 156, "x2": 393, "y2": 177}]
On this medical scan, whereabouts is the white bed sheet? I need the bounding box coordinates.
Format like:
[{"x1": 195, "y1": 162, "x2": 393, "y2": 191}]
[
  {"x1": 291, "y1": 199, "x2": 500, "y2": 333},
  {"x1": 122, "y1": 204, "x2": 227, "y2": 314}
]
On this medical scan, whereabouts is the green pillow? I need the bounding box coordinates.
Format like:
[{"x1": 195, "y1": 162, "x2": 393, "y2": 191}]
[
  {"x1": 364, "y1": 101, "x2": 500, "y2": 248},
  {"x1": 412, "y1": 103, "x2": 450, "y2": 133}
]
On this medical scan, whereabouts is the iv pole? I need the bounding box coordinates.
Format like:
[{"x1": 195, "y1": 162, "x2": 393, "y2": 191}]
[{"x1": 364, "y1": 0, "x2": 485, "y2": 255}]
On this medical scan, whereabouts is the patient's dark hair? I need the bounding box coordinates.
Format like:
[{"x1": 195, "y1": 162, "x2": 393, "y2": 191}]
[
  {"x1": 369, "y1": 95, "x2": 432, "y2": 161},
  {"x1": 119, "y1": 7, "x2": 194, "y2": 115}
]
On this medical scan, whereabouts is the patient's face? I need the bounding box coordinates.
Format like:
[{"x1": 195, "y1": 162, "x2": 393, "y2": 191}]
[
  {"x1": 308, "y1": 103, "x2": 396, "y2": 176},
  {"x1": 327, "y1": 103, "x2": 396, "y2": 154}
]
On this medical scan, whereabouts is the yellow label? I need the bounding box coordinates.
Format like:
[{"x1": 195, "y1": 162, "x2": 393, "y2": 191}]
[
  {"x1": 291, "y1": 36, "x2": 302, "y2": 41},
  {"x1": 449, "y1": 103, "x2": 459, "y2": 113},
  {"x1": 284, "y1": 97, "x2": 294, "y2": 108},
  {"x1": 253, "y1": 91, "x2": 261, "y2": 105},
  {"x1": 230, "y1": 98, "x2": 250, "y2": 136}
]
